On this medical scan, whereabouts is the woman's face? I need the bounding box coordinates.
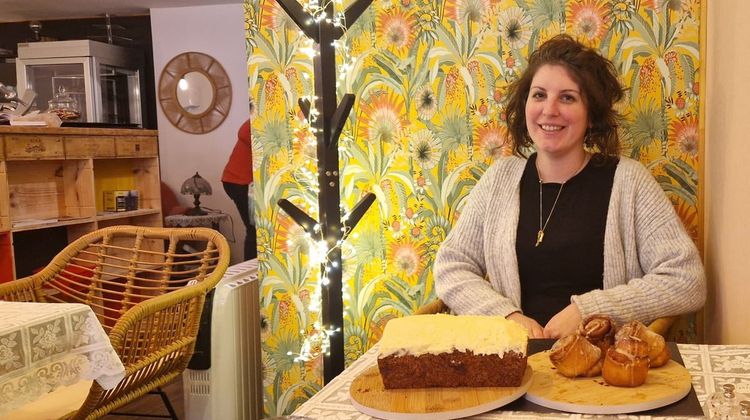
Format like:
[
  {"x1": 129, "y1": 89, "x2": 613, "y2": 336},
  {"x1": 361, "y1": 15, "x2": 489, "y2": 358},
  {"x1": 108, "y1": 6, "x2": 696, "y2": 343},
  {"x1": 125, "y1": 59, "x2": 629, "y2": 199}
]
[{"x1": 525, "y1": 64, "x2": 589, "y2": 160}]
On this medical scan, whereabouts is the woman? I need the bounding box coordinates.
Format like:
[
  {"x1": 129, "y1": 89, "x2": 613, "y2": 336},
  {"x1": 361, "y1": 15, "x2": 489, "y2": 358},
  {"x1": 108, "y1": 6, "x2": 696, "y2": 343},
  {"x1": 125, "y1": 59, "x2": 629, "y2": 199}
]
[
  {"x1": 433, "y1": 34, "x2": 705, "y2": 339},
  {"x1": 222, "y1": 118, "x2": 257, "y2": 260}
]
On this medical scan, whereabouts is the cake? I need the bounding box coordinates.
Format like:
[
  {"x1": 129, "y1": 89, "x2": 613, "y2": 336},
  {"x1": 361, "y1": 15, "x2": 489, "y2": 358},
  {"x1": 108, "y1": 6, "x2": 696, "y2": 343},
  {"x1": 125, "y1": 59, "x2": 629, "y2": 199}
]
[{"x1": 377, "y1": 314, "x2": 528, "y2": 389}]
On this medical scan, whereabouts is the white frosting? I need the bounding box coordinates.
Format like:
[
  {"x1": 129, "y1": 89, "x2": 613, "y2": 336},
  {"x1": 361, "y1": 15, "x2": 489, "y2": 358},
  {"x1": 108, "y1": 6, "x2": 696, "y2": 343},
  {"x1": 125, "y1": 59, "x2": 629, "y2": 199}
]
[{"x1": 377, "y1": 314, "x2": 528, "y2": 358}]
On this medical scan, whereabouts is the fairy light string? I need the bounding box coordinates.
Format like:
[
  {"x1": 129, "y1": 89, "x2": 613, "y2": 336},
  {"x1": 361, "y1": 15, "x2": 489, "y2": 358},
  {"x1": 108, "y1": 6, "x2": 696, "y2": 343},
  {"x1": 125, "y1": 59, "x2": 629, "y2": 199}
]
[
  {"x1": 283, "y1": 0, "x2": 357, "y2": 364},
  {"x1": 275, "y1": 0, "x2": 376, "y2": 380},
  {"x1": 288, "y1": 225, "x2": 353, "y2": 362}
]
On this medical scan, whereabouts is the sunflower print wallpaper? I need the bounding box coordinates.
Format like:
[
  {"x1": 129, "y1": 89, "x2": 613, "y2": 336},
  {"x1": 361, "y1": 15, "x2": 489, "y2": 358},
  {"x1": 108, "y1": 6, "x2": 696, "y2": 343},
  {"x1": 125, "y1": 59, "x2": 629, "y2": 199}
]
[{"x1": 245, "y1": 0, "x2": 702, "y2": 415}]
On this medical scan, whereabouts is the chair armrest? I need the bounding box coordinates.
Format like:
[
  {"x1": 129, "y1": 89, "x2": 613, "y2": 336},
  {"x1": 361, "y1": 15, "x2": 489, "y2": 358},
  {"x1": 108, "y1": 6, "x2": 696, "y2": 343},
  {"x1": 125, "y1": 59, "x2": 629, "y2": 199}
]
[
  {"x1": 107, "y1": 286, "x2": 208, "y2": 368},
  {"x1": 647, "y1": 316, "x2": 679, "y2": 336},
  {"x1": 415, "y1": 300, "x2": 678, "y2": 338},
  {"x1": 414, "y1": 299, "x2": 677, "y2": 337},
  {"x1": 414, "y1": 298, "x2": 448, "y2": 315},
  {"x1": 0, "y1": 275, "x2": 40, "y2": 302},
  {"x1": 74, "y1": 286, "x2": 211, "y2": 418}
]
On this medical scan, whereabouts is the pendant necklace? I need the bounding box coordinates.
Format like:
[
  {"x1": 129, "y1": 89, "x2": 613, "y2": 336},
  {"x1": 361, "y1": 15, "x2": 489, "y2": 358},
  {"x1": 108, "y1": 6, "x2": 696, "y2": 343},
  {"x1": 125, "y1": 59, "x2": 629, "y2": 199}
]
[
  {"x1": 535, "y1": 154, "x2": 590, "y2": 247},
  {"x1": 535, "y1": 181, "x2": 564, "y2": 247}
]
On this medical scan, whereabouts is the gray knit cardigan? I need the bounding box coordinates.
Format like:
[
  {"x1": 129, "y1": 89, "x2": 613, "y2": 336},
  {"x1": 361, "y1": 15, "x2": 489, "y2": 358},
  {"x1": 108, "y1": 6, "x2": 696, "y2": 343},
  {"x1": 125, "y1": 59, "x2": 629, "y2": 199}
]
[{"x1": 433, "y1": 155, "x2": 706, "y2": 325}]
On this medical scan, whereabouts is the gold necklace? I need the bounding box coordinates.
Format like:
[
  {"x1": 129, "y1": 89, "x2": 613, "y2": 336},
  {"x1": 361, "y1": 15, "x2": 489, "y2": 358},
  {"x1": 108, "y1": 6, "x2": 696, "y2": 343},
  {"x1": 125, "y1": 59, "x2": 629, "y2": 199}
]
[
  {"x1": 535, "y1": 181, "x2": 564, "y2": 247},
  {"x1": 535, "y1": 154, "x2": 590, "y2": 247}
]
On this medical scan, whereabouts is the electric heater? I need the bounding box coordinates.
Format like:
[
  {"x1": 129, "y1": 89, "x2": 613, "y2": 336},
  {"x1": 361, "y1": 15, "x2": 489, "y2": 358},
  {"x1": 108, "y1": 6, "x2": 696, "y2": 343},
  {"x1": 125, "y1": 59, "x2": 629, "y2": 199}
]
[{"x1": 183, "y1": 259, "x2": 263, "y2": 420}]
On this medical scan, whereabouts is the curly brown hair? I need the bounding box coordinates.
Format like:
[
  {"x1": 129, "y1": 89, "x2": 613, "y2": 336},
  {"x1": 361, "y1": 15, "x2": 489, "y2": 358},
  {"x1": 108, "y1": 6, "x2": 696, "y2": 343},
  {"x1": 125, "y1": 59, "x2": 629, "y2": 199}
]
[{"x1": 505, "y1": 34, "x2": 625, "y2": 158}]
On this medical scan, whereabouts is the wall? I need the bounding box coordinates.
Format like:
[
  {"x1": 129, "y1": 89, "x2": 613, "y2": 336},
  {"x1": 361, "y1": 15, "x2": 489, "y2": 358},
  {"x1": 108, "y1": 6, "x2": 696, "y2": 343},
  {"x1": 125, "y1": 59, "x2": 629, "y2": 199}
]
[
  {"x1": 151, "y1": 4, "x2": 249, "y2": 264},
  {"x1": 704, "y1": 1, "x2": 750, "y2": 344},
  {"x1": 249, "y1": 1, "x2": 704, "y2": 415}
]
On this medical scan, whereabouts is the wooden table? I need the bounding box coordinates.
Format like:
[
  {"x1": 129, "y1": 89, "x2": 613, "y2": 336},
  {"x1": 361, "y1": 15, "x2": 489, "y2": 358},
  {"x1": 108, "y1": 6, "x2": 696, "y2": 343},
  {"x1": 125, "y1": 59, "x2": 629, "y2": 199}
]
[
  {"x1": 293, "y1": 341, "x2": 750, "y2": 419},
  {"x1": 0, "y1": 301, "x2": 125, "y2": 415}
]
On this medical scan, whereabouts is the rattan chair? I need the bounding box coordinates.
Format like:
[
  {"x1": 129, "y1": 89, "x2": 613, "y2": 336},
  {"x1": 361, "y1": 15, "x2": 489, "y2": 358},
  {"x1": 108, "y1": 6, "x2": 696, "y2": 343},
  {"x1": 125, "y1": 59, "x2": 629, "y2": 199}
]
[
  {"x1": 414, "y1": 298, "x2": 677, "y2": 336},
  {"x1": 0, "y1": 225, "x2": 230, "y2": 420}
]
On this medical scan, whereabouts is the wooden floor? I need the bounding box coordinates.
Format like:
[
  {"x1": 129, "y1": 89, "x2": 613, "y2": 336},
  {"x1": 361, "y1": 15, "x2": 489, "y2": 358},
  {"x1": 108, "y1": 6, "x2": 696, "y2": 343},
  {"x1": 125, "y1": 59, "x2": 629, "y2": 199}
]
[{"x1": 102, "y1": 377, "x2": 184, "y2": 420}]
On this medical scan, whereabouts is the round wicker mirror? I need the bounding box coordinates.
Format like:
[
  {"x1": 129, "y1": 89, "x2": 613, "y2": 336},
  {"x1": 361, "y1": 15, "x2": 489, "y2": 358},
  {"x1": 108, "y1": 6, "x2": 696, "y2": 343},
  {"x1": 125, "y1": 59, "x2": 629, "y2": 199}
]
[{"x1": 158, "y1": 52, "x2": 232, "y2": 134}]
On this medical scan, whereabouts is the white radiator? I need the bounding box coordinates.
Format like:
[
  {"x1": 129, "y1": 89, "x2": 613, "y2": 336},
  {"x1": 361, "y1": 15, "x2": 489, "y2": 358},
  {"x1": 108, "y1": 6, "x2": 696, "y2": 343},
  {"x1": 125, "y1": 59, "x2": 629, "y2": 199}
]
[{"x1": 183, "y1": 259, "x2": 263, "y2": 420}]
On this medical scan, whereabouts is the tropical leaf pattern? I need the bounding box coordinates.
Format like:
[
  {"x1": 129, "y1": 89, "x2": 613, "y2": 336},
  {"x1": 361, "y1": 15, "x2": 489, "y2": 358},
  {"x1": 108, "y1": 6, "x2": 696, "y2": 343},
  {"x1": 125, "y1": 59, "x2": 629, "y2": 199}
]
[{"x1": 245, "y1": 0, "x2": 702, "y2": 415}]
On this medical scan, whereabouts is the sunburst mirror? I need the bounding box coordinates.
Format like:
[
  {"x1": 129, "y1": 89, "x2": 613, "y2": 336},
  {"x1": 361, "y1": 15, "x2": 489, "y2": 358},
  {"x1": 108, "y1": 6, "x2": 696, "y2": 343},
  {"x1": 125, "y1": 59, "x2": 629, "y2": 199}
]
[{"x1": 158, "y1": 52, "x2": 232, "y2": 134}]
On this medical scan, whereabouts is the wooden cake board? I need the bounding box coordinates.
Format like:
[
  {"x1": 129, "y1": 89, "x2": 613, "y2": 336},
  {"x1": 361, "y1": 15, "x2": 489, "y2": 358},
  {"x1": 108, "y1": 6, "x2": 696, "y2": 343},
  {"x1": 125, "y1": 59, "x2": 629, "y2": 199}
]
[
  {"x1": 525, "y1": 350, "x2": 692, "y2": 415},
  {"x1": 349, "y1": 365, "x2": 533, "y2": 420}
]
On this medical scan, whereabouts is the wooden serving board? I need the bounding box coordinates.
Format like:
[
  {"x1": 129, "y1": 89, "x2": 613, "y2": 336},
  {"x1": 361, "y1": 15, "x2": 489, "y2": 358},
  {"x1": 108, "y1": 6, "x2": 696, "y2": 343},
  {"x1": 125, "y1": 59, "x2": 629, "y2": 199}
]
[
  {"x1": 525, "y1": 350, "x2": 692, "y2": 414},
  {"x1": 350, "y1": 365, "x2": 533, "y2": 420}
]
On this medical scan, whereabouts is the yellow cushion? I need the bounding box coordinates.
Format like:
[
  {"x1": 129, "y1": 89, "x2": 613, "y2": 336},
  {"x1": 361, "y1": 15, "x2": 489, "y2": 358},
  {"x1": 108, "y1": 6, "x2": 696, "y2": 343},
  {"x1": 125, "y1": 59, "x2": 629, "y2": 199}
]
[{"x1": 4, "y1": 380, "x2": 91, "y2": 420}]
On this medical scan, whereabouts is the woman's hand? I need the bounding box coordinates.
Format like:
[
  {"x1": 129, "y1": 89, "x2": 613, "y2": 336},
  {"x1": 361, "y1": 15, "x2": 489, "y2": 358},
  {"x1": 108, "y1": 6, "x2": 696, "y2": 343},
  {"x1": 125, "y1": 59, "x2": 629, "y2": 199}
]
[
  {"x1": 507, "y1": 312, "x2": 545, "y2": 338},
  {"x1": 544, "y1": 303, "x2": 582, "y2": 339}
]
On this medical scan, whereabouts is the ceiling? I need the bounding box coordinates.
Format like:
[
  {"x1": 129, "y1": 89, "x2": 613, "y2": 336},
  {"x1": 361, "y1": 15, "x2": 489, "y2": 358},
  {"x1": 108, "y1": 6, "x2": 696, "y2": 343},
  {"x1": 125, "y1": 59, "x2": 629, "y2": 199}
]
[{"x1": 0, "y1": 0, "x2": 241, "y2": 23}]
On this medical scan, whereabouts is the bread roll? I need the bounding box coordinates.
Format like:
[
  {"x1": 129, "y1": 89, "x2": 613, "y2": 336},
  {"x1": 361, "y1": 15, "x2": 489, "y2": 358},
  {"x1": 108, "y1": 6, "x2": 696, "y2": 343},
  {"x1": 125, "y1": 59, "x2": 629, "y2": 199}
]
[
  {"x1": 578, "y1": 314, "x2": 617, "y2": 355},
  {"x1": 549, "y1": 334, "x2": 602, "y2": 378},
  {"x1": 616, "y1": 321, "x2": 671, "y2": 368},
  {"x1": 602, "y1": 336, "x2": 650, "y2": 387}
]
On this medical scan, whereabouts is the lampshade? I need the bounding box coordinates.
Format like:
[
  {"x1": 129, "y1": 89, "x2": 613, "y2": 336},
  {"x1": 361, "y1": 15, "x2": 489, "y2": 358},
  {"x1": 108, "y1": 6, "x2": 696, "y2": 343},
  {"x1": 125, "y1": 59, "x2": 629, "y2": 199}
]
[{"x1": 181, "y1": 172, "x2": 212, "y2": 215}]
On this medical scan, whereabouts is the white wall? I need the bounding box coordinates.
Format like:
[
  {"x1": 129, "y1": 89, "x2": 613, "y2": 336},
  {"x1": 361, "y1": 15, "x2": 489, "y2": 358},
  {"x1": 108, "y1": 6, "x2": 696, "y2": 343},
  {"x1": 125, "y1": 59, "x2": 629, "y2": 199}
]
[
  {"x1": 151, "y1": 4, "x2": 249, "y2": 264},
  {"x1": 705, "y1": 1, "x2": 750, "y2": 344}
]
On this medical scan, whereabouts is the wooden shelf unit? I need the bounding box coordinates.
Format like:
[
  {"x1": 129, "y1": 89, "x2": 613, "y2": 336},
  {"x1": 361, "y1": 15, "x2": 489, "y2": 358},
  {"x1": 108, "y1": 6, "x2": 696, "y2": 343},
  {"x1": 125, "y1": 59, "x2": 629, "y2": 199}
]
[{"x1": 0, "y1": 126, "x2": 162, "y2": 282}]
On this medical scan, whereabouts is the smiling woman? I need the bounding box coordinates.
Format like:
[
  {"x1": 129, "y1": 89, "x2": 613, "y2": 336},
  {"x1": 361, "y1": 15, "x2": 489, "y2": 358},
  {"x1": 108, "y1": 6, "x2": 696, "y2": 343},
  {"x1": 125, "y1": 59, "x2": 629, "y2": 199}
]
[
  {"x1": 434, "y1": 34, "x2": 705, "y2": 343},
  {"x1": 158, "y1": 51, "x2": 232, "y2": 134}
]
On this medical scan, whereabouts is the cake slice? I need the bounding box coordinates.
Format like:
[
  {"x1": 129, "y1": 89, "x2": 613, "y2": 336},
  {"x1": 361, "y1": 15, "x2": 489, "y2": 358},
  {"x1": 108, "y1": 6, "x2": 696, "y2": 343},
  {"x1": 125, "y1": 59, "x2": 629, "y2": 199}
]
[{"x1": 377, "y1": 314, "x2": 528, "y2": 389}]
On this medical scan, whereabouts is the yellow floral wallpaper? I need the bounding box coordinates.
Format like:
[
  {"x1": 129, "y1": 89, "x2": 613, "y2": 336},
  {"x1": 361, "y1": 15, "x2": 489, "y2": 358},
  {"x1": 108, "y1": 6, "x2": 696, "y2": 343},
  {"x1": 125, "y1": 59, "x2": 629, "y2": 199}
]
[{"x1": 245, "y1": 0, "x2": 702, "y2": 415}]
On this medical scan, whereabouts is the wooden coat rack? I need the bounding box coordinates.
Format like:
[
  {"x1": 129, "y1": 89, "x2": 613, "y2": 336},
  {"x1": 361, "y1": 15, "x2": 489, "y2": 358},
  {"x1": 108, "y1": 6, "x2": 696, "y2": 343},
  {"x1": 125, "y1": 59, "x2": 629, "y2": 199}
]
[{"x1": 275, "y1": 0, "x2": 375, "y2": 383}]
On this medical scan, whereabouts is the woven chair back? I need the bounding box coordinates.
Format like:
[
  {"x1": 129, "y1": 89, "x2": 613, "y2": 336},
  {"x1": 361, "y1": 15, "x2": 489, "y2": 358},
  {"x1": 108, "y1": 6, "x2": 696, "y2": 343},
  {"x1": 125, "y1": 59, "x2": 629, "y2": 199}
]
[{"x1": 34, "y1": 226, "x2": 227, "y2": 333}]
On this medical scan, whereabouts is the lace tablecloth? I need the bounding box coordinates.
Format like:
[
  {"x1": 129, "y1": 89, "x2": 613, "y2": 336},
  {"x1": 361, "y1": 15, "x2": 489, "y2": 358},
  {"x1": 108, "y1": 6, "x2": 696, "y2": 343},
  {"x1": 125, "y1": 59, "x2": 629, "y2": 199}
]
[
  {"x1": 293, "y1": 343, "x2": 750, "y2": 419},
  {"x1": 0, "y1": 301, "x2": 126, "y2": 415},
  {"x1": 164, "y1": 212, "x2": 229, "y2": 229}
]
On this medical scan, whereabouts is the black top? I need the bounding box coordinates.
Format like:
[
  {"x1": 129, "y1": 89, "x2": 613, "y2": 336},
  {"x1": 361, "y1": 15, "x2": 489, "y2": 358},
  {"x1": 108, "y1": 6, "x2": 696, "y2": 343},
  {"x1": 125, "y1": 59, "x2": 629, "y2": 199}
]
[{"x1": 516, "y1": 153, "x2": 618, "y2": 325}]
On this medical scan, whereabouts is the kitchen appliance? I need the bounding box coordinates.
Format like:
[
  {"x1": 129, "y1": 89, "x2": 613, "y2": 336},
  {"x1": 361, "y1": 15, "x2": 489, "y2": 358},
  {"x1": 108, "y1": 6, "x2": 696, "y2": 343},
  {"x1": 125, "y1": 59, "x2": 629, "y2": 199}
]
[{"x1": 16, "y1": 40, "x2": 144, "y2": 125}]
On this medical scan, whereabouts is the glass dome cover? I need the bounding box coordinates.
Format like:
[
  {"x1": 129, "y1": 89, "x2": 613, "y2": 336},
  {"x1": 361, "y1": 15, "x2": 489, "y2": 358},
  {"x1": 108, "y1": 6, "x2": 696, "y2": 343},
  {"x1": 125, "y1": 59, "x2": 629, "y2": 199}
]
[{"x1": 47, "y1": 86, "x2": 81, "y2": 120}]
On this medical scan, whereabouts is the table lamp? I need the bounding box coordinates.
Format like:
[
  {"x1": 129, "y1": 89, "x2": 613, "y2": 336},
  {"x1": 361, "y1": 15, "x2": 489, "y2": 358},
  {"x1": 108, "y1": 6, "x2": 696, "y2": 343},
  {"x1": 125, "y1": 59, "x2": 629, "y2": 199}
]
[{"x1": 181, "y1": 172, "x2": 212, "y2": 216}]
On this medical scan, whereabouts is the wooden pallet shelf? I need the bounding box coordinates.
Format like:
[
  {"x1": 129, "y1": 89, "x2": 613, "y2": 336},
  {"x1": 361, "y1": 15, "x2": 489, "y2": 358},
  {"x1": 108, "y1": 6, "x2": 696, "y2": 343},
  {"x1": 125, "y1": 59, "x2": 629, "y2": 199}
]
[{"x1": 0, "y1": 126, "x2": 163, "y2": 281}]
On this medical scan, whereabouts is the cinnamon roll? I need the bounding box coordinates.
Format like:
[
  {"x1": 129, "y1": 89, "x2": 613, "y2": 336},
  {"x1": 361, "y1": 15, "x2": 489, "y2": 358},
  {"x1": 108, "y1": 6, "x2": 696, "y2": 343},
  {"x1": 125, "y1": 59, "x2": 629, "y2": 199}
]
[
  {"x1": 578, "y1": 314, "x2": 617, "y2": 355},
  {"x1": 616, "y1": 321, "x2": 671, "y2": 368},
  {"x1": 602, "y1": 336, "x2": 650, "y2": 387},
  {"x1": 549, "y1": 333, "x2": 602, "y2": 378}
]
